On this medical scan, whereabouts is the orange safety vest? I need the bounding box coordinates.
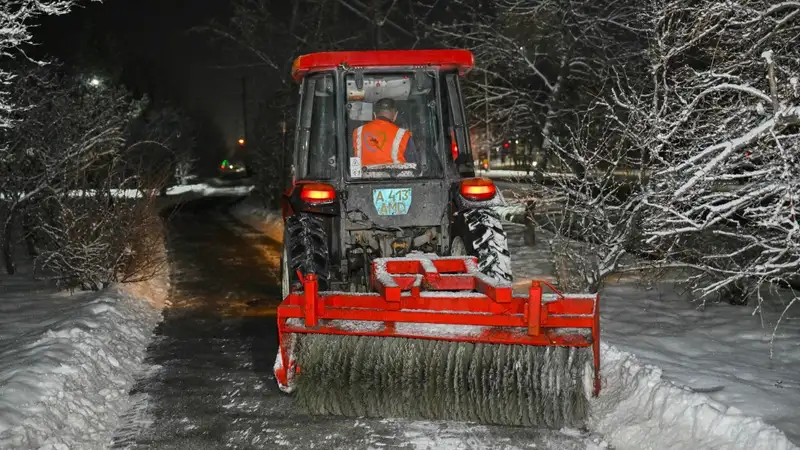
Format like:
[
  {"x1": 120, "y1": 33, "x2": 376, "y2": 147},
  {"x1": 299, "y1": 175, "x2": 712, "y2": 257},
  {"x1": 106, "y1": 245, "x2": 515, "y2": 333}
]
[{"x1": 353, "y1": 119, "x2": 412, "y2": 165}]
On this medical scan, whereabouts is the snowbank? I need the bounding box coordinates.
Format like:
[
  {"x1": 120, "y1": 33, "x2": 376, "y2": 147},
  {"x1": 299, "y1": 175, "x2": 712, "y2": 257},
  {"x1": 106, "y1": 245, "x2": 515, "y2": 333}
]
[
  {"x1": 229, "y1": 195, "x2": 283, "y2": 236},
  {"x1": 592, "y1": 343, "x2": 796, "y2": 450},
  {"x1": 0, "y1": 209, "x2": 171, "y2": 449},
  {"x1": 0, "y1": 283, "x2": 164, "y2": 449},
  {"x1": 107, "y1": 182, "x2": 253, "y2": 199},
  {"x1": 478, "y1": 168, "x2": 642, "y2": 179},
  {"x1": 493, "y1": 203, "x2": 527, "y2": 223},
  {"x1": 508, "y1": 225, "x2": 800, "y2": 449}
]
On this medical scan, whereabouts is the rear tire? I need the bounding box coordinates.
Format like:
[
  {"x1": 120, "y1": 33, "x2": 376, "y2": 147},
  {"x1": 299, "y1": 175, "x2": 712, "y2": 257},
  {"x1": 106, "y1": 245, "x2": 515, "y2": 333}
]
[
  {"x1": 282, "y1": 213, "x2": 330, "y2": 296},
  {"x1": 451, "y1": 208, "x2": 513, "y2": 282}
]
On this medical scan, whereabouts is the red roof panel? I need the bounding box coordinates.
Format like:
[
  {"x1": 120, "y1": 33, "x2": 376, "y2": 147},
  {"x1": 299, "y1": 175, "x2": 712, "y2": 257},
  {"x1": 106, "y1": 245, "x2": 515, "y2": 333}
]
[{"x1": 291, "y1": 49, "x2": 474, "y2": 81}]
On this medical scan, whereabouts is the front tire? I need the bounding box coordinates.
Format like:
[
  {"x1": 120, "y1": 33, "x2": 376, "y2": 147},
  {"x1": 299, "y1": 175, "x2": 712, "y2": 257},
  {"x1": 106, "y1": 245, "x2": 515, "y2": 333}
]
[
  {"x1": 282, "y1": 213, "x2": 330, "y2": 296},
  {"x1": 451, "y1": 208, "x2": 513, "y2": 283}
]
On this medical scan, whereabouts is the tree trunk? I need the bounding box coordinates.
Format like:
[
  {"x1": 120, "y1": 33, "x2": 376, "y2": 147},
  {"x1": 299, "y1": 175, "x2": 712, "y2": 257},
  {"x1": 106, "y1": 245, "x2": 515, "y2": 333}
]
[
  {"x1": 2, "y1": 209, "x2": 17, "y2": 275},
  {"x1": 535, "y1": 52, "x2": 571, "y2": 181},
  {"x1": 22, "y1": 211, "x2": 37, "y2": 257}
]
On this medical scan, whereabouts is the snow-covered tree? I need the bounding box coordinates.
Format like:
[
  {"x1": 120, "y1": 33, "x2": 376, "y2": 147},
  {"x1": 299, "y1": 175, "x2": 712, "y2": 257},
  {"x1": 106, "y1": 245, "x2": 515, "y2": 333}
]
[
  {"x1": 615, "y1": 0, "x2": 800, "y2": 306},
  {"x1": 420, "y1": 0, "x2": 648, "y2": 172},
  {"x1": 174, "y1": 153, "x2": 197, "y2": 185},
  {"x1": 130, "y1": 104, "x2": 198, "y2": 189},
  {"x1": 0, "y1": 63, "x2": 164, "y2": 290},
  {"x1": 533, "y1": 107, "x2": 650, "y2": 293},
  {"x1": 0, "y1": 0, "x2": 100, "y2": 129}
]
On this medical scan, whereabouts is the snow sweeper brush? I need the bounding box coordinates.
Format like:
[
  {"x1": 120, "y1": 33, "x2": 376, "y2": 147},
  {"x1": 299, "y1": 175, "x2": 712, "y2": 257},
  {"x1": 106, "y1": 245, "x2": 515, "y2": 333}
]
[{"x1": 273, "y1": 255, "x2": 600, "y2": 429}]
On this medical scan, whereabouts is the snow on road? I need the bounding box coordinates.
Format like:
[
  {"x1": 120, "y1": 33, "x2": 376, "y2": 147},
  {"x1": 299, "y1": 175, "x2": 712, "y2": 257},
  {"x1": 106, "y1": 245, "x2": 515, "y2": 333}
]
[{"x1": 96, "y1": 196, "x2": 599, "y2": 450}]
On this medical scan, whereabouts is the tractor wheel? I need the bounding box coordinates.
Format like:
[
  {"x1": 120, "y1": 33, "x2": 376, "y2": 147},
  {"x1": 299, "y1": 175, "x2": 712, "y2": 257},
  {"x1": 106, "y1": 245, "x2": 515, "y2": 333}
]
[
  {"x1": 281, "y1": 213, "x2": 330, "y2": 298},
  {"x1": 451, "y1": 208, "x2": 513, "y2": 283}
]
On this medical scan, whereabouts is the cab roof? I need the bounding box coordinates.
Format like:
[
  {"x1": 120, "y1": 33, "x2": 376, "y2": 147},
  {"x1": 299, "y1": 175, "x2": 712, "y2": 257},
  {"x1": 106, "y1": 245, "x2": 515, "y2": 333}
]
[{"x1": 291, "y1": 49, "x2": 474, "y2": 81}]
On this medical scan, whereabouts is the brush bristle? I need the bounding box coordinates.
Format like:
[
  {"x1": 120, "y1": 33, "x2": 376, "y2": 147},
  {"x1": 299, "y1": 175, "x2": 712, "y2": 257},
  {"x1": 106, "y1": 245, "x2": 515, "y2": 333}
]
[{"x1": 293, "y1": 334, "x2": 591, "y2": 428}]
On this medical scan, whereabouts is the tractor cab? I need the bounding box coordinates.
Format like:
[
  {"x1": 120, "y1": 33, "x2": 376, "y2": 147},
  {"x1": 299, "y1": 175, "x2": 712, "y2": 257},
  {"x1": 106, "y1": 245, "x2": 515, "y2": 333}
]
[
  {"x1": 290, "y1": 50, "x2": 476, "y2": 184},
  {"x1": 282, "y1": 50, "x2": 509, "y2": 295}
]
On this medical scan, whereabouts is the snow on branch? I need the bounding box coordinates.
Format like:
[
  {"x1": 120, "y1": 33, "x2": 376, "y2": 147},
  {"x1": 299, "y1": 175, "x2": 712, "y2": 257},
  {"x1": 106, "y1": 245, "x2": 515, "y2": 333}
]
[
  {"x1": 0, "y1": 0, "x2": 100, "y2": 129},
  {"x1": 527, "y1": 107, "x2": 652, "y2": 293},
  {"x1": 417, "y1": 0, "x2": 649, "y2": 170},
  {"x1": 618, "y1": 0, "x2": 800, "y2": 311},
  {"x1": 0, "y1": 63, "x2": 168, "y2": 290}
]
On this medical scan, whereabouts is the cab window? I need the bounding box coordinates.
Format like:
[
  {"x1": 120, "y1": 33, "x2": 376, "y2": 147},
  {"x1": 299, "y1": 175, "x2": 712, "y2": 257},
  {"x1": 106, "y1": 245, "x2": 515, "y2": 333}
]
[
  {"x1": 296, "y1": 73, "x2": 336, "y2": 180},
  {"x1": 344, "y1": 71, "x2": 444, "y2": 179}
]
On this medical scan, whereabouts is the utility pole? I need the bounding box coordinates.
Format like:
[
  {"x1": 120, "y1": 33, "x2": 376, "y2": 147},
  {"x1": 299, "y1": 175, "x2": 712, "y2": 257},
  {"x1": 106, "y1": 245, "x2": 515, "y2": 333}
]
[
  {"x1": 241, "y1": 76, "x2": 248, "y2": 152},
  {"x1": 484, "y1": 70, "x2": 490, "y2": 169}
]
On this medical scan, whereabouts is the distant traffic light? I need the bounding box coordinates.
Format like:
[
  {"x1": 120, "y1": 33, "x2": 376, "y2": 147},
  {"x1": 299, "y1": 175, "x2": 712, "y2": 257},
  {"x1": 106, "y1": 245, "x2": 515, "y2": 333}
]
[
  {"x1": 221, "y1": 159, "x2": 228, "y2": 169},
  {"x1": 503, "y1": 142, "x2": 509, "y2": 148}
]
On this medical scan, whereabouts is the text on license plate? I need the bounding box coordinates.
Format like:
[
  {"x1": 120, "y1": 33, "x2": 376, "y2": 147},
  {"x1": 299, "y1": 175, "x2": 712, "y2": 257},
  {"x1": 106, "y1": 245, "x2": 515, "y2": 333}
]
[{"x1": 373, "y1": 188, "x2": 412, "y2": 216}]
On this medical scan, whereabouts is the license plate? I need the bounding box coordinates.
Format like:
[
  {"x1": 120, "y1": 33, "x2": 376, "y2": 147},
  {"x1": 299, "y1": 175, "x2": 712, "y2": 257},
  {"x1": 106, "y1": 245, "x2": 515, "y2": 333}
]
[{"x1": 373, "y1": 188, "x2": 412, "y2": 216}]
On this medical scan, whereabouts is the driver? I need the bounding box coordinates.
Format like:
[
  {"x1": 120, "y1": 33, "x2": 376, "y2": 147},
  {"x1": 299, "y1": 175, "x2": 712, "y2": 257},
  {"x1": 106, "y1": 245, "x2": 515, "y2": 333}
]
[{"x1": 353, "y1": 98, "x2": 419, "y2": 166}]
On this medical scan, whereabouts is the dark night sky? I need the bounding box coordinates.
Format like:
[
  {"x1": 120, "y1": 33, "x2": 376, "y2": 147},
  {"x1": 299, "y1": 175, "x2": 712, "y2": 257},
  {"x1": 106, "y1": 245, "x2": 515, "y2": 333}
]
[{"x1": 33, "y1": 0, "x2": 255, "y2": 146}]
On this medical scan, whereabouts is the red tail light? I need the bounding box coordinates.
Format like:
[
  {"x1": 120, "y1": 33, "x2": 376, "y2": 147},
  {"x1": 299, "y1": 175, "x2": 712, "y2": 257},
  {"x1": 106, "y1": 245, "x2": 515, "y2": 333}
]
[
  {"x1": 460, "y1": 178, "x2": 496, "y2": 201},
  {"x1": 300, "y1": 183, "x2": 336, "y2": 204}
]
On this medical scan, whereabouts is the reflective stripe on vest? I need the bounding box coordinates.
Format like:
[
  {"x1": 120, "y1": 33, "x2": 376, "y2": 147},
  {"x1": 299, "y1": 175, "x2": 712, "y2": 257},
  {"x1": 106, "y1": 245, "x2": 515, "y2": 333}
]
[
  {"x1": 355, "y1": 126, "x2": 363, "y2": 158},
  {"x1": 391, "y1": 128, "x2": 406, "y2": 164}
]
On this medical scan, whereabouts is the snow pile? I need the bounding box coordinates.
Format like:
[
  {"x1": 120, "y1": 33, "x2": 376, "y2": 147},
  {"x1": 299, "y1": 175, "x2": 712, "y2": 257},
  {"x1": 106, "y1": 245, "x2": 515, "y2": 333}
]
[
  {"x1": 508, "y1": 224, "x2": 800, "y2": 449},
  {"x1": 0, "y1": 227, "x2": 169, "y2": 449},
  {"x1": 591, "y1": 343, "x2": 796, "y2": 450},
  {"x1": 492, "y1": 203, "x2": 526, "y2": 223},
  {"x1": 18, "y1": 182, "x2": 256, "y2": 200},
  {"x1": 0, "y1": 281, "x2": 163, "y2": 449},
  {"x1": 162, "y1": 182, "x2": 253, "y2": 197}
]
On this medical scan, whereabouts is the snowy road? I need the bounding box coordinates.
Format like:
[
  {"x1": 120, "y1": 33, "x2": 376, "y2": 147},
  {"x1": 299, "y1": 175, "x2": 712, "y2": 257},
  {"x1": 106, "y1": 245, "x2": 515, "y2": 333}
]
[{"x1": 110, "y1": 197, "x2": 600, "y2": 450}]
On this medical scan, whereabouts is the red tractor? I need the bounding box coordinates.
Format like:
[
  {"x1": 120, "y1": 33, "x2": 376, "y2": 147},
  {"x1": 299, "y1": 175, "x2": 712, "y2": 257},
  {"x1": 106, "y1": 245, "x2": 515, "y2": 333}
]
[{"x1": 274, "y1": 50, "x2": 601, "y2": 428}]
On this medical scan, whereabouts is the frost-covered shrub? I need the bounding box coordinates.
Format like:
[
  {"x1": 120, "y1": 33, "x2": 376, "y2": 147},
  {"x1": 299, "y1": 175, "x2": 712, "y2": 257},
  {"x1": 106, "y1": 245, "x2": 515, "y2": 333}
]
[
  {"x1": 0, "y1": 64, "x2": 172, "y2": 290},
  {"x1": 32, "y1": 190, "x2": 165, "y2": 291}
]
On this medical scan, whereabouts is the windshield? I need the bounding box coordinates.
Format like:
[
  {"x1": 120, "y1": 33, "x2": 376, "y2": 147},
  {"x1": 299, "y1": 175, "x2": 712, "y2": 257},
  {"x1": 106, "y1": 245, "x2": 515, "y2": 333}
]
[{"x1": 345, "y1": 71, "x2": 444, "y2": 180}]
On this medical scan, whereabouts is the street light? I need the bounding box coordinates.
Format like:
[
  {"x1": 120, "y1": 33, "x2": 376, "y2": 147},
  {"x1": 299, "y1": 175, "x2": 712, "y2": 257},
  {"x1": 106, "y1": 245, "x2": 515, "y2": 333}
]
[
  {"x1": 89, "y1": 77, "x2": 101, "y2": 87},
  {"x1": 238, "y1": 138, "x2": 245, "y2": 146}
]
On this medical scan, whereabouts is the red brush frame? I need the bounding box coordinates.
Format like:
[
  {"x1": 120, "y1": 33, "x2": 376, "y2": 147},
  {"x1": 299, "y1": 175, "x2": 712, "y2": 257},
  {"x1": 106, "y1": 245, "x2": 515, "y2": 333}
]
[{"x1": 274, "y1": 256, "x2": 601, "y2": 396}]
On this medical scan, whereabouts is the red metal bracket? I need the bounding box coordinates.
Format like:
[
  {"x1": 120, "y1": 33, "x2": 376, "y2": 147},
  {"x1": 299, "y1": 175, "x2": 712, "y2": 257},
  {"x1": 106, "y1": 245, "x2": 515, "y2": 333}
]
[
  {"x1": 275, "y1": 255, "x2": 601, "y2": 396},
  {"x1": 371, "y1": 255, "x2": 513, "y2": 303}
]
